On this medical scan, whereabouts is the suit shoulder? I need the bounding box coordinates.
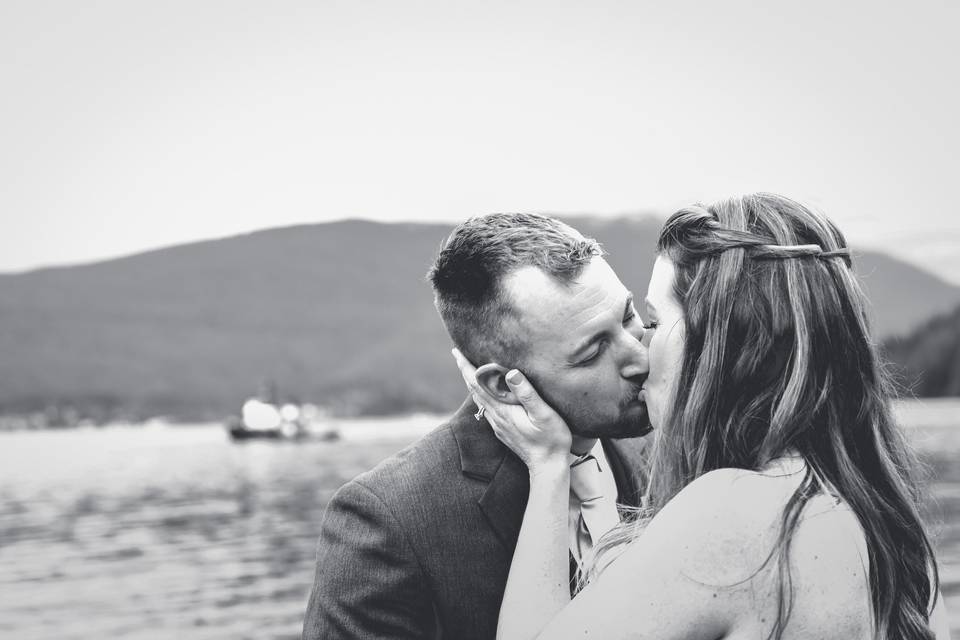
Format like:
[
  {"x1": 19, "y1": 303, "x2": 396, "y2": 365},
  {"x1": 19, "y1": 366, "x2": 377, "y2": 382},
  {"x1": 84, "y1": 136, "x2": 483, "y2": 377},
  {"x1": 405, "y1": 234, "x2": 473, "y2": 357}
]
[{"x1": 348, "y1": 422, "x2": 461, "y2": 500}]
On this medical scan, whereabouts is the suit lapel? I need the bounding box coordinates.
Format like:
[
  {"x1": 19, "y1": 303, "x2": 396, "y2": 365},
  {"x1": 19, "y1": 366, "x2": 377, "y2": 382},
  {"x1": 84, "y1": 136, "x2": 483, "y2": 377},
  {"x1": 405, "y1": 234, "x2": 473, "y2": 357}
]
[
  {"x1": 477, "y1": 455, "x2": 529, "y2": 551},
  {"x1": 452, "y1": 397, "x2": 653, "y2": 550},
  {"x1": 451, "y1": 397, "x2": 530, "y2": 552}
]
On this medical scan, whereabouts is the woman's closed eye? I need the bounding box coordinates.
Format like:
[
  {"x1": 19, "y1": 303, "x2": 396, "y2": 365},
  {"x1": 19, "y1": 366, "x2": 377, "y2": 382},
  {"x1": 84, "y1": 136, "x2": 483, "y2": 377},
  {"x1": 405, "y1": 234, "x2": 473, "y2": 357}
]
[{"x1": 642, "y1": 320, "x2": 658, "y2": 330}]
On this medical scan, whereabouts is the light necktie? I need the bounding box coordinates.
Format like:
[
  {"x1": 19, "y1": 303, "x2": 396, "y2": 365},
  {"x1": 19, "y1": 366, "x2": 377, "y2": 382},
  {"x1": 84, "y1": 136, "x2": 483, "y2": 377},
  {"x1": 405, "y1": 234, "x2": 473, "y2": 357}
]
[{"x1": 569, "y1": 454, "x2": 621, "y2": 553}]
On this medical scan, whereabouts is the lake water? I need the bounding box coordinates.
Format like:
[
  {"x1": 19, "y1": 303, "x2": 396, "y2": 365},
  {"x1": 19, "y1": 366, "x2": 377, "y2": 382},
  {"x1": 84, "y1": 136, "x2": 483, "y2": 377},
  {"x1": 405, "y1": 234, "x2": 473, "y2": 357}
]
[{"x1": 2, "y1": 401, "x2": 959, "y2": 639}]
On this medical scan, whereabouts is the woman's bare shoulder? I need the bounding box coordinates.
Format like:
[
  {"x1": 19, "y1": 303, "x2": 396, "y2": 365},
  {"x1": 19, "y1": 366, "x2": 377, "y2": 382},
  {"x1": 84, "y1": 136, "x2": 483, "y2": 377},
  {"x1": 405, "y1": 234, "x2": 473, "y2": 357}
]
[
  {"x1": 622, "y1": 468, "x2": 795, "y2": 585},
  {"x1": 628, "y1": 465, "x2": 867, "y2": 575},
  {"x1": 554, "y1": 469, "x2": 771, "y2": 639},
  {"x1": 787, "y1": 498, "x2": 872, "y2": 635},
  {"x1": 555, "y1": 467, "x2": 873, "y2": 639},
  {"x1": 623, "y1": 466, "x2": 872, "y2": 636},
  {"x1": 595, "y1": 468, "x2": 867, "y2": 636}
]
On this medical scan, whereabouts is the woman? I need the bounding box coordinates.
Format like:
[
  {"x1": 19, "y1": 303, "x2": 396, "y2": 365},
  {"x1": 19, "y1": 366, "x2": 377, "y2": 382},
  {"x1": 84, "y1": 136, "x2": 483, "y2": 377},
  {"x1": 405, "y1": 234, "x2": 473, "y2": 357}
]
[{"x1": 454, "y1": 193, "x2": 949, "y2": 639}]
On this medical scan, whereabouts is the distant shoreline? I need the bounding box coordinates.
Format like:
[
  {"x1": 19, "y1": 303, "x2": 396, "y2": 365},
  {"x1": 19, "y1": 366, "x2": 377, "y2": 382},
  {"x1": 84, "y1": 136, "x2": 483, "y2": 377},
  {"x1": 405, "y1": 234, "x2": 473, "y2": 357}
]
[{"x1": 1, "y1": 398, "x2": 957, "y2": 433}]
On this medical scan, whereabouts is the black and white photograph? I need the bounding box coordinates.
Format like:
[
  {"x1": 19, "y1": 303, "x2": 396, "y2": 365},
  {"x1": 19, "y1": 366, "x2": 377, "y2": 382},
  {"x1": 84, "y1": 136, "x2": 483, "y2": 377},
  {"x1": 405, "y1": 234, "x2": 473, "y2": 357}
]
[{"x1": 2, "y1": 1, "x2": 959, "y2": 638}]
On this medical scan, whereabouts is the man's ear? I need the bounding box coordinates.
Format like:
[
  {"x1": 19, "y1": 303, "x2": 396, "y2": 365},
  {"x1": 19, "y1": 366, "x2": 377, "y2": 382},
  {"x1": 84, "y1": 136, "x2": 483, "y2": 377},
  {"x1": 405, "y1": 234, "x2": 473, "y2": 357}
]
[{"x1": 474, "y1": 363, "x2": 522, "y2": 405}]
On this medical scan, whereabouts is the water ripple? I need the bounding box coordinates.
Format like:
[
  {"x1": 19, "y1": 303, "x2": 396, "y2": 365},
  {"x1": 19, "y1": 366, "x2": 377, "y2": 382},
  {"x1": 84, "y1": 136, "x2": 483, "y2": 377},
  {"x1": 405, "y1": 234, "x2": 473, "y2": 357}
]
[{"x1": 1, "y1": 407, "x2": 959, "y2": 638}]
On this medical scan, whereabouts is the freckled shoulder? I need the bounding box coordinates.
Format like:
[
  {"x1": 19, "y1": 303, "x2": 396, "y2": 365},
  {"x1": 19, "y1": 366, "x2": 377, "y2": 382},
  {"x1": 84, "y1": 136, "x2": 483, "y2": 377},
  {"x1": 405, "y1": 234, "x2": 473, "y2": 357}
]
[
  {"x1": 613, "y1": 467, "x2": 872, "y2": 638},
  {"x1": 555, "y1": 469, "x2": 790, "y2": 639},
  {"x1": 784, "y1": 498, "x2": 872, "y2": 637},
  {"x1": 548, "y1": 466, "x2": 873, "y2": 639},
  {"x1": 626, "y1": 468, "x2": 792, "y2": 588}
]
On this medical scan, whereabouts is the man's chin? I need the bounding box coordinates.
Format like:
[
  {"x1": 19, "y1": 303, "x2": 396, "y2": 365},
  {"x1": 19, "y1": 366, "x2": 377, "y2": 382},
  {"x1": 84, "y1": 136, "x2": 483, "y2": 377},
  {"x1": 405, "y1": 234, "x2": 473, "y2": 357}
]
[
  {"x1": 617, "y1": 400, "x2": 652, "y2": 437},
  {"x1": 573, "y1": 402, "x2": 652, "y2": 439},
  {"x1": 611, "y1": 417, "x2": 653, "y2": 439}
]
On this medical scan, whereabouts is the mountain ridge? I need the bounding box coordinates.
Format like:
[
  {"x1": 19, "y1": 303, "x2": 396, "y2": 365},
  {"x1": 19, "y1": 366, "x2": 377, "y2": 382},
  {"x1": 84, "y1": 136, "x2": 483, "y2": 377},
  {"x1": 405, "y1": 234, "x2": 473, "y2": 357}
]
[
  {"x1": 2, "y1": 216, "x2": 957, "y2": 420},
  {"x1": 884, "y1": 302, "x2": 960, "y2": 397}
]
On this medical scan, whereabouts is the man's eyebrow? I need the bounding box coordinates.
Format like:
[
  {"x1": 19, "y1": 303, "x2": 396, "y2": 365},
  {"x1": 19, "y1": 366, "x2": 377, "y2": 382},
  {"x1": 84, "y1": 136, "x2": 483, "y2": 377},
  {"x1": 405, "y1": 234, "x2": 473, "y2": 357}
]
[{"x1": 568, "y1": 292, "x2": 635, "y2": 362}]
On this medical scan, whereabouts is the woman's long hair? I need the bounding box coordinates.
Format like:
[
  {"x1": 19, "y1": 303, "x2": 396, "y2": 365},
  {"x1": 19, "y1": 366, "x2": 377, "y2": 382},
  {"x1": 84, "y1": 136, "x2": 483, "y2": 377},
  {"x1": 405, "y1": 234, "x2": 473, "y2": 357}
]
[{"x1": 587, "y1": 193, "x2": 938, "y2": 639}]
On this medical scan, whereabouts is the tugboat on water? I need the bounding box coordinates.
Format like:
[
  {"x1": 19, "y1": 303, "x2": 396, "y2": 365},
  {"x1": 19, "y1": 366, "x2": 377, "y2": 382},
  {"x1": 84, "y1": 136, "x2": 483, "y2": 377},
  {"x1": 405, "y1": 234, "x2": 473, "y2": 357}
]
[{"x1": 226, "y1": 382, "x2": 338, "y2": 441}]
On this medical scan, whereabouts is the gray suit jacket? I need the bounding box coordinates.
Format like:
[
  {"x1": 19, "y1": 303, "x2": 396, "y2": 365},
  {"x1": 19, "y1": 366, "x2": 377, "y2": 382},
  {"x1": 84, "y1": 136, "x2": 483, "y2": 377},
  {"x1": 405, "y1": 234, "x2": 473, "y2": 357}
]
[{"x1": 302, "y1": 398, "x2": 649, "y2": 639}]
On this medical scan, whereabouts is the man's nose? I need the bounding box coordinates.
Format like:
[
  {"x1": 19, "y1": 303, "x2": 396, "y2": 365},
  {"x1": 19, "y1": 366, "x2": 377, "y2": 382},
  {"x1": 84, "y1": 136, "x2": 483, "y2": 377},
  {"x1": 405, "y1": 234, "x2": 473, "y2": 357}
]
[{"x1": 618, "y1": 331, "x2": 648, "y2": 379}]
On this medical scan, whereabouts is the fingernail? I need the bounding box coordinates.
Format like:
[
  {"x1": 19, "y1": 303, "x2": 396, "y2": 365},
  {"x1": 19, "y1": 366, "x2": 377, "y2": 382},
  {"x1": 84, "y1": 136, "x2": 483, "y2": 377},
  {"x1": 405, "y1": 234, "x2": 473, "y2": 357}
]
[{"x1": 505, "y1": 369, "x2": 522, "y2": 385}]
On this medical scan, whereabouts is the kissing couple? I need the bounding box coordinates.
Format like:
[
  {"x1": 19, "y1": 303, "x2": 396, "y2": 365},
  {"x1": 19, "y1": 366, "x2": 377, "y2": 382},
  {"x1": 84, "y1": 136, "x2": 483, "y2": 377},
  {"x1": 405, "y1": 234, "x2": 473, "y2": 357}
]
[{"x1": 304, "y1": 193, "x2": 949, "y2": 639}]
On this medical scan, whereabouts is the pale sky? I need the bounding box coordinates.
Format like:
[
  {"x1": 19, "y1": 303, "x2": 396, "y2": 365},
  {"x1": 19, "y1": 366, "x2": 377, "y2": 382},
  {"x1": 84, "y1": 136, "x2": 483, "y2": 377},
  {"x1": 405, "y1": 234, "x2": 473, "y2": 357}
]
[{"x1": 2, "y1": 0, "x2": 959, "y2": 282}]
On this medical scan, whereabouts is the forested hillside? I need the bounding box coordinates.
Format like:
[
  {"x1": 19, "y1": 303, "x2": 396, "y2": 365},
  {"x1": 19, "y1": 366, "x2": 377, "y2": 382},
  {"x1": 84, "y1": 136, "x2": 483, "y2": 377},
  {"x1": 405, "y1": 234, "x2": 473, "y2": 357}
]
[{"x1": 2, "y1": 216, "x2": 957, "y2": 420}]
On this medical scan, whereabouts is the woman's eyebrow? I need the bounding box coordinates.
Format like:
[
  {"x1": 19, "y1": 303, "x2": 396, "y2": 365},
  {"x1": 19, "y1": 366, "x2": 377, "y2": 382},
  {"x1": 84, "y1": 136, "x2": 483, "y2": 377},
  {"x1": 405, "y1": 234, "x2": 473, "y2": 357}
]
[{"x1": 622, "y1": 292, "x2": 635, "y2": 319}]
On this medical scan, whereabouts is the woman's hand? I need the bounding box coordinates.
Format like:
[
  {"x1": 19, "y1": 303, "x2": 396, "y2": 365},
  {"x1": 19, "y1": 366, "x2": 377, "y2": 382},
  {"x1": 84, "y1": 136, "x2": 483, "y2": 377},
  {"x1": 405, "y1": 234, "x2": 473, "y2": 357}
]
[
  {"x1": 452, "y1": 349, "x2": 572, "y2": 471},
  {"x1": 453, "y1": 350, "x2": 573, "y2": 638}
]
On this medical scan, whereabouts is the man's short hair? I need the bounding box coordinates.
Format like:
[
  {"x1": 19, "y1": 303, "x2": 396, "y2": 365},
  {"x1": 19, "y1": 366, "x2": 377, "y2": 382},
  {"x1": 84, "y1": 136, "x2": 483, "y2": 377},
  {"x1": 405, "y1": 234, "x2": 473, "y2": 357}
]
[{"x1": 427, "y1": 213, "x2": 603, "y2": 366}]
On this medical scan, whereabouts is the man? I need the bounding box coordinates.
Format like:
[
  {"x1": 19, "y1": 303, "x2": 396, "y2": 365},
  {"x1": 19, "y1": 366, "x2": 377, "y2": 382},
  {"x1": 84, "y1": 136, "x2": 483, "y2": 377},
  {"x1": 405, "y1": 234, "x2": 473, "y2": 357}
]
[{"x1": 303, "y1": 213, "x2": 651, "y2": 639}]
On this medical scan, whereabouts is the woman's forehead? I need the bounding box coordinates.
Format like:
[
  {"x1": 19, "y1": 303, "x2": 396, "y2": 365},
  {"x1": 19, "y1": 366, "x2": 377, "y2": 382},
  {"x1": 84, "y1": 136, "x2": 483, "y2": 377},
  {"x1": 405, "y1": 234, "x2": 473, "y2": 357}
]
[{"x1": 646, "y1": 255, "x2": 677, "y2": 308}]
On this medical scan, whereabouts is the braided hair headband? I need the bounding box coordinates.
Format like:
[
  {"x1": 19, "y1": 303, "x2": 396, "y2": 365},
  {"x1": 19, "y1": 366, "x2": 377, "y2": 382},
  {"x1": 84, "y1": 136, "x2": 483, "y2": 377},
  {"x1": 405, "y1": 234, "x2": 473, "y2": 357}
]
[
  {"x1": 661, "y1": 209, "x2": 853, "y2": 268},
  {"x1": 748, "y1": 243, "x2": 852, "y2": 267}
]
